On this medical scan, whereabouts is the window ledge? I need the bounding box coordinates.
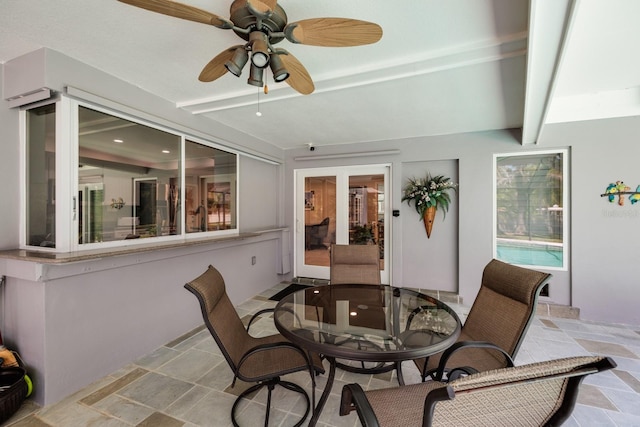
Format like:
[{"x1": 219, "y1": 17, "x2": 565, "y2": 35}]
[{"x1": 0, "y1": 231, "x2": 278, "y2": 264}]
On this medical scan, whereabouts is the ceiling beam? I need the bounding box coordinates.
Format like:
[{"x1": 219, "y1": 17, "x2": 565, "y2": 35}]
[{"x1": 521, "y1": 0, "x2": 574, "y2": 145}]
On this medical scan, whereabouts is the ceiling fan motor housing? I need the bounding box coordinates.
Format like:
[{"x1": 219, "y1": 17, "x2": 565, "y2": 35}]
[{"x1": 229, "y1": 0, "x2": 287, "y2": 44}]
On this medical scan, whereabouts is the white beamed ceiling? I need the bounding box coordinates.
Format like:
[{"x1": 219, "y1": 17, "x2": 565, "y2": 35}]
[{"x1": 1, "y1": 0, "x2": 639, "y2": 150}]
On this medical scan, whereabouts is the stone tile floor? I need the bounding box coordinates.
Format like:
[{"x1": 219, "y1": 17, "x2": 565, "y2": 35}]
[{"x1": 4, "y1": 282, "x2": 640, "y2": 427}]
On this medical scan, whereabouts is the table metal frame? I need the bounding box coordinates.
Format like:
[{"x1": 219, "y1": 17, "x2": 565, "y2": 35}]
[{"x1": 274, "y1": 284, "x2": 461, "y2": 426}]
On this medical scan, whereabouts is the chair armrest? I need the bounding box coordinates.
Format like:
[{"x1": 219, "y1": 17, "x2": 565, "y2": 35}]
[
  {"x1": 433, "y1": 340, "x2": 515, "y2": 382},
  {"x1": 340, "y1": 384, "x2": 380, "y2": 427},
  {"x1": 423, "y1": 385, "x2": 455, "y2": 427},
  {"x1": 237, "y1": 341, "x2": 320, "y2": 382},
  {"x1": 246, "y1": 308, "x2": 276, "y2": 331}
]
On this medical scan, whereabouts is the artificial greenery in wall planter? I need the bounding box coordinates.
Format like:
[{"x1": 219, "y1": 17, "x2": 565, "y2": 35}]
[{"x1": 402, "y1": 173, "x2": 458, "y2": 238}]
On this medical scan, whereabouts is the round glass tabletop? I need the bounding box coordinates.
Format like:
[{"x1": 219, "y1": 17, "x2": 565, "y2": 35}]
[{"x1": 274, "y1": 284, "x2": 461, "y2": 362}]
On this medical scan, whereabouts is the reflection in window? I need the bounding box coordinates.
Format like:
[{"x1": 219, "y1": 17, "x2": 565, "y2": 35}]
[
  {"x1": 78, "y1": 106, "x2": 181, "y2": 243},
  {"x1": 185, "y1": 140, "x2": 236, "y2": 233},
  {"x1": 24, "y1": 102, "x2": 239, "y2": 250},
  {"x1": 495, "y1": 151, "x2": 566, "y2": 269},
  {"x1": 26, "y1": 104, "x2": 56, "y2": 247}
]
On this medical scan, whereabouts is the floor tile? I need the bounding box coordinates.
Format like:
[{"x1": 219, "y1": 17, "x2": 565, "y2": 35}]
[
  {"x1": 117, "y1": 372, "x2": 194, "y2": 410},
  {"x1": 5, "y1": 283, "x2": 640, "y2": 427},
  {"x1": 137, "y1": 412, "x2": 185, "y2": 427}
]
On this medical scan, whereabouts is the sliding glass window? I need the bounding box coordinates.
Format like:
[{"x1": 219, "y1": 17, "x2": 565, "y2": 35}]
[
  {"x1": 78, "y1": 106, "x2": 181, "y2": 243},
  {"x1": 184, "y1": 140, "x2": 237, "y2": 233},
  {"x1": 23, "y1": 100, "x2": 238, "y2": 251},
  {"x1": 26, "y1": 104, "x2": 57, "y2": 247},
  {"x1": 494, "y1": 150, "x2": 567, "y2": 270}
]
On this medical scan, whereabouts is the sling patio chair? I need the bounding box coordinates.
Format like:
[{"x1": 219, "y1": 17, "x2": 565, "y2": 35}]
[
  {"x1": 185, "y1": 265, "x2": 325, "y2": 427},
  {"x1": 330, "y1": 243, "x2": 381, "y2": 285},
  {"x1": 340, "y1": 355, "x2": 616, "y2": 427},
  {"x1": 328, "y1": 244, "x2": 395, "y2": 375},
  {"x1": 410, "y1": 259, "x2": 552, "y2": 382}
]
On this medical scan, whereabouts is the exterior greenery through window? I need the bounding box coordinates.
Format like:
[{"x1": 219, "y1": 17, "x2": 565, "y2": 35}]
[{"x1": 495, "y1": 151, "x2": 566, "y2": 269}]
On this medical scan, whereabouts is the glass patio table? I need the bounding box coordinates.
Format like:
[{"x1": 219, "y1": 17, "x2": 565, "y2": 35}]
[{"x1": 273, "y1": 283, "x2": 461, "y2": 426}]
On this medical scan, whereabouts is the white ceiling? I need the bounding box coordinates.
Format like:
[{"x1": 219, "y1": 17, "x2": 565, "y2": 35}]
[{"x1": 1, "y1": 0, "x2": 639, "y2": 151}]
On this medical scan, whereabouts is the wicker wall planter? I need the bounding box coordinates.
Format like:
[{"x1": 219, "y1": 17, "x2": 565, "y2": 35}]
[
  {"x1": 402, "y1": 173, "x2": 458, "y2": 239},
  {"x1": 423, "y1": 205, "x2": 436, "y2": 238}
]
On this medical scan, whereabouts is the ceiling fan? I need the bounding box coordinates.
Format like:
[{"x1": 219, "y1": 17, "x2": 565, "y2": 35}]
[{"x1": 118, "y1": 0, "x2": 383, "y2": 95}]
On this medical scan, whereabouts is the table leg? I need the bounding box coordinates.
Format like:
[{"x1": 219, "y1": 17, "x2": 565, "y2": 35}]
[
  {"x1": 395, "y1": 361, "x2": 405, "y2": 386},
  {"x1": 309, "y1": 356, "x2": 336, "y2": 427}
]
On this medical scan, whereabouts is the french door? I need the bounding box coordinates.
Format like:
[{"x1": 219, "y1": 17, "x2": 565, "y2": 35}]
[{"x1": 295, "y1": 165, "x2": 390, "y2": 283}]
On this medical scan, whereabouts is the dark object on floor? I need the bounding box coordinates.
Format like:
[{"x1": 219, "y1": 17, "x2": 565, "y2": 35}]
[
  {"x1": 185, "y1": 266, "x2": 324, "y2": 427},
  {"x1": 269, "y1": 283, "x2": 312, "y2": 301},
  {"x1": 0, "y1": 366, "x2": 28, "y2": 424}
]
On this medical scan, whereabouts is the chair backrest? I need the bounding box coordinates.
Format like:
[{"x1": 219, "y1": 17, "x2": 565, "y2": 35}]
[
  {"x1": 184, "y1": 265, "x2": 249, "y2": 372},
  {"x1": 425, "y1": 356, "x2": 616, "y2": 427},
  {"x1": 330, "y1": 244, "x2": 381, "y2": 285},
  {"x1": 462, "y1": 259, "x2": 551, "y2": 362},
  {"x1": 314, "y1": 217, "x2": 330, "y2": 237}
]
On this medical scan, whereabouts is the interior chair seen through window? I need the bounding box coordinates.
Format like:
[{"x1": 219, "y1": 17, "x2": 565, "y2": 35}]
[
  {"x1": 184, "y1": 265, "x2": 325, "y2": 427},
  {"x1": 411, "y1": 259, "x2": 551, "y2": 382},
  {"x1": 330, "y1": 243, "x2": 381, "y2": 285},
  {"x1": 340, "y1": 356, "x2": 616, "y2": 427},
  {"x1": 306, "y1": 217, "x2": 330, "y2": 249}
]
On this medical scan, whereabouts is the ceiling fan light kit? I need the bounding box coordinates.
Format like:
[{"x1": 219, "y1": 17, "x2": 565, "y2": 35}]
[
  {"x1": 224, "y1": 46, "x2": 249, "y2": 76},
  {"x1": 249, "y1": 31, "x2": 270, "y2": 68},
  {"x1": 118, "y1": 0, "x2": 383, "y2": 94},
  {"x1": 247, "y1": 64, "x2": 264, "y2": 87},
  {"x1": 269, "y1": 53, "x2": 289, "y2": 82}
]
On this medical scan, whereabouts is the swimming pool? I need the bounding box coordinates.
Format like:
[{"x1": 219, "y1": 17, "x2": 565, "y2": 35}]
[{"x1": 496, "y1": 240, "x2": 563, "y2": 268}]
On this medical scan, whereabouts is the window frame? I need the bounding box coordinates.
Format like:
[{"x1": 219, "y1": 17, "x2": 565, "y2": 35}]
[
  {"x1": 492, "y1": 149, "x2": 569, "y2": 271},
  {"x1": 21, "y1": 95, "x2": 240, "y2": 253}
]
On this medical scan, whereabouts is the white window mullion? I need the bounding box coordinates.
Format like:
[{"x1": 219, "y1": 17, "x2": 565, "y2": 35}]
[
  {"x1": 180, "y1": 136, "x2": 186, "y2": 236},
  {"x1": 56, "y1": 96, "x2": 75, "y2": 252}
]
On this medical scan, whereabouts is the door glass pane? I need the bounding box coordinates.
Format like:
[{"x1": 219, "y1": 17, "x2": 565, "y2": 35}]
[
  {"x1": 26, "y1": 104, "x2": 56, "y2": 247},
  {"x1": 349, "y1": 174, "x2": 384, "y2": 269},
  {"x1": 495, "y1": 152, "x2": 565, "y2": 268},
  {"x1": 78, "y1": 106, "x2": 181, "y2": 243},
  {"x1": 185, "y1": 140, "x2": 237, "y2": 233},
  {"x1": 304, "y1": 176, "x2": 336, "y2": 266}
]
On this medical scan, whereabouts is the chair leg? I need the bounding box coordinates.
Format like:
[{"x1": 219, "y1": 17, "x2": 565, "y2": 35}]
[{"x1": 230, "y1": 378, "x2": 311, "y2": 427}]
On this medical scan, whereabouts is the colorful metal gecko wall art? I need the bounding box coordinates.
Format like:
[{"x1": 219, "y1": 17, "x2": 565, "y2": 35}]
[{"x1": 601, "y1": 180, "x2": 640, "y2": 206}]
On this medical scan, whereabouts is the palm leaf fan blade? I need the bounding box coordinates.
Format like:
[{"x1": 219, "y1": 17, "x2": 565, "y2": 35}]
[
  {"x1": 277, "y1": 50, "x2": 315, "y2": 95},
  {"x1": 199, "y1": 46, "x2": 242, "y2": 82},
  {"x1": 262, "y1": 0, "x2": 278, "y2": 9},
  {"x1": 246, "y1": 0, "x2": 274, "y2": 16},
  {"x1": 285, "y1": 18, "x2": 382, "y2": 47},
  {"x1": 118, "y1": 0, "x2": 233, "y2": 29}
]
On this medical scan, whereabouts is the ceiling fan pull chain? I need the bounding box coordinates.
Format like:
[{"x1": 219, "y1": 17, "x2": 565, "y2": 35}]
[{"x1": 256, "y1": 87, "x2": 262, "y2": 117}]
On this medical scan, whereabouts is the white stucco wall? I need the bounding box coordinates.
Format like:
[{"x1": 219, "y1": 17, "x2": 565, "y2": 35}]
[
  {"x1": 2, "y1": 47, "x2": 639, "y2": 408},
  {"x1": 284, "y1": 121, "x2": 639, "y2": 326}
]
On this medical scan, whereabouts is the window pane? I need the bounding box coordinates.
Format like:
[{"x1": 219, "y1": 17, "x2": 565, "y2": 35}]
[
  {"x1": 184, "y1": 140, "x2": 237, "y2": 233},
  {"x1": 78, "y1": 106, "x2": 181, "y2": 243},
  {"x1": 496, "y1": 152, "x2": 564, "y2": 268},
  {"x1": 304, "y1": 176, "x2": 336, "y2": 266},
  {"x1": 349, "y1": 174, "x2": 384, "y2": 267},
  {"x1": 26, "y1": 104, "x2": 56, "y2": 247}
]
